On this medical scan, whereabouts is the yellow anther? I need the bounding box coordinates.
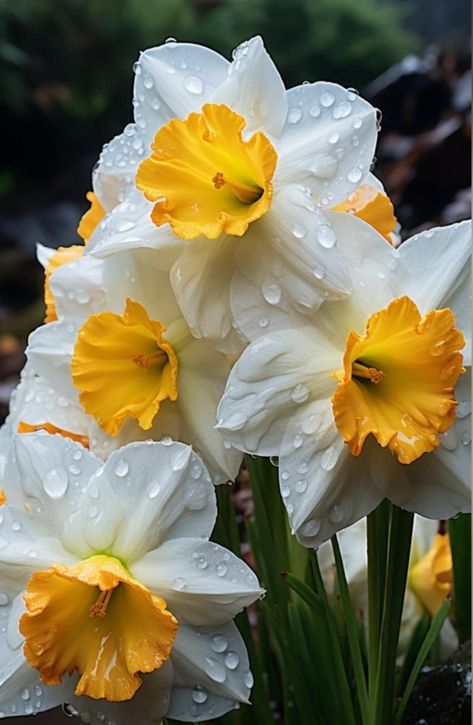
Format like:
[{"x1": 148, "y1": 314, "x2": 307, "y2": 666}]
[
  {"x1": 89, "y1": 589, "x2": 113, "y2": 619},
  {"x1": 352, "y1": 361, "x2": 384, "y2": 384}
]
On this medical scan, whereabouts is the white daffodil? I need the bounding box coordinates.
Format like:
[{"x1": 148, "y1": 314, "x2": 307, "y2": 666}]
[
  {"x1": 217, "y1": 219, "x2": 471, "y2": 545},
  {"x1": 25, "y1": 246, "x2": 241, "y2": 484},
  {"x1": 85, "y1": 35, "x2": 379, "y2": 351},
  {"x1": 0, "y1": 432, "x2": 261, "y2": 722},
  {"x1": 318, "y1": 516, "x2": 458, "y2": 658}
]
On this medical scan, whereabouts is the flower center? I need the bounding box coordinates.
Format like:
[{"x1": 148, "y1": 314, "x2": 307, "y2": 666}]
[
  {"x1": 71, "y1": 298, "x2": 178, "y2": 436},
  {"x1": 136, "y1": 103, "x2": 277, "y2": 240},
  {"x1": 20, "y1": 555, "x2": 177, "y2": 702},
  {"x1": 332, "y1": 296, "x2": 465, "y2": 464}
]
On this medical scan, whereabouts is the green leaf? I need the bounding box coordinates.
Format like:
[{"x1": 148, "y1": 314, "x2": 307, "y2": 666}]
[{"x1": 449, "y1": 513, "x2": 471, "y2": 643}]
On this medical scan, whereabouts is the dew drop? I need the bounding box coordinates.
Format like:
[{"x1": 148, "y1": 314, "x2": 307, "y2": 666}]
[
  {"x1": 329, "y1": 504, "x2": 344, "y2": 523},
  {"x1": 320, "y1": 91, "x2": 335, "y2": 108},
  {"x1": 68, "y1": 464, "x2": 81, "y2": 476},
  {"x1": 292, "y1": 223, "x2": 306, "y2": 239},
  {"x1": 184, "y1": 76, "x2": 204, "y2": 95},
  {"x1": 0, "y1": 593, "x2": 9, "y2": 606},
  {"x1": 457, "y1": 401, "x2": 471, "y2": 419},
  {"x1": 116, "y1": 219, "x2": 136, "y2": 233},
  {"x1": 224, "y1": 412, "x2": 247, "y2": 431},
  {"x1": 309, "y1": 105, "x2": 321, "y2": 118},
  {"x1": 143, "y1": 76, "x2": 153, "y2": 90},
  {"x1": 211, "y1": 634, "x2": 228, "y2": 653},
  {"x1": 317, "y1": 224, "x2": 337, "y2": 248},
  {"x1": 144, "y1": 480, "x2": 161, "y2": 503},
  {"x1": 88, "y1": 505, "x2": 98, "y2": 519},
  {"x1": 262, "y1": 281, "x2": 282, "y2": 305},
  {"x1": 124, "y1": 124, "x2": 136, "y2": 137},
  {"x1": 288, "y1": 107, "x2": 302, "y2": 124},
  {"x1": 293, "y1": 434, "x2": 304, "y2": 449},
  {"x1": 216, "y1": 563, "x2": 227, "y2": 577},
  {"x1": 333, "y1": 101, "x2": 352, "y2": 119},
  {"x1": 320, "y1": 446, "x2": 338, "y2": 471},
  {"x1": 258, "y1": 317, "x2": 269, "y2": 328},
  {"x1": 224, "y1": 651, "x2": 240, "y2": 670},
  {"x1": 461, "y1": 432, "x2": 471, "y2": 446},
  {"x1": 20, "y1": 689, "x2": 30, "y2": 702},
  {"x1": 291, "y1": 383, "x2": 310, "y2": 403},
  {"x1": 353, "y1": 118, "x2": 362, "y2": 130},
  {"x1": 281, "y1": 486, "x2": 290, "y2": 498},
  {"x1": 347, "y1": 167, "x2": 363, "y2": 184},
  {"x1": 328, "y1": 132, "x2": 339, "y2": 145},
  {"x1": 172, "y1": 577, "x2": 186, "y2": 591},
  {"x1": 171, "y1": 448, "x2": 190, "y2": 472},
  {"x1": 313, "y1": 265, "x2": 325, "y2": 280},
  {"x1": 196, "y1": 557, "x2": 208, "y2": 570},
  {"x1": 191, "y1": 462, "x2": 202, "y2": 480},
  {"x1": 43, "y1": 468, "x2": 68, "y2": 499},
  {"x1": 244, "y1": 671, "x2": 254, "y2": 689},
  {"x1": 295, "y1": 479, "x2": 308, "y2": 493},
  {"x1": 192, "y1": 685, "x2": 208, "y2": 704},
  {"x1": 281, "y1": 469, "x2": 290, "y2": 481},
  {"x1": 114, "y1": 459, "x2": 129, "y2": 477},
  {"x1": 300, "y1": 519, "x2": 321, "y2": 538},
  {"x1": 441, "y1": 429, "x2": 458, "y2": 451}
]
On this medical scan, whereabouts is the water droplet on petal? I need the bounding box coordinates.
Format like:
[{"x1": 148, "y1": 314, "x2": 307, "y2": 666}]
[
  {"x1": 295, "y1": 479, "x2": 308, "y2": 493},
  {"x1": 148, "y1": 480, "x2": 161, "y2": 499},
  {"x1": 313, "y1": 265, "x2": 325, "y2": 280},
  {"x1": 291, "y1": 384, "x2": 310, "y2": 403},
  {"x1": 288, "y1": 107, "x2": 302, "y2": 124},
  {"x1": 244, "y1": 671, "x2": 254, "y2": 688},
  {"x1": 320, "y1": 446, "x2": 338, "y2": 471},
  {"x1": 262, "y1": 281, "x2": 282, "y2": 305},
  {"x1": 184, "y1": 76, "x2": 204, "y2": 94},
  {"x1": 211, "y1": 634, "x2": 228, "y2": 653},
  {"x1": 353, "y1": 118, "x2": 362, "y2": 129},
  {"x1": 116, "y1": 219, "x2": 136, "y2": 233},
  {"x1": 216, "y1": 563, "x2": 227, "y2": 577},
  {"x1": 224, "y1": 651, "x2": 240, "y2": 670},
  {"x1": 258, "y1": 317, "x2": 269, "y2": 328},
  {"x1": 320, "y1": 91, "x2": 335, "y2": 108},
  {"x1": 114, "y1": 459, "x2": 129, "y2": 478},
  {"x1": 172, "y1": 577, "x2": 186, "y2": 591},
  {"x1": 292, "y1": 223, "x2": 306, "y2": 239},
  {"x1": 317, "y1": 224, "x2": 337, "y2": 248},
  {"x1": 192, "y1": 685, "x2": 208, "y2": 704},
  {"x1": 328, "y1": 504, "x2": 344, "y2": 523},
  {"x1": 43, "y1": 468, "x2": 68, "y2": 499},
  {"x1": 0, "y1": 593, "x2": 9, "y2": 606},
  {"x1": 309, "y1": 105, "x2": 321, "y2": 118},
  {"x1": 441, "y1": 429, "x2": 458, "y2": 451},
  {"x1": 333, "y1": 101, "x2": 352, "y2": 119},
  {"x1": 20, "y1": 689, "x2": 30, "y2": 702},
  {"x1": 328, "y1": 132, "x2": 339, "y2": 145},
  {"x1": 457, "y1": 401, "x2": 471, "y2": 419},
  {"x1": 347, "y1": 167, "x2": 363, "y2": 184},
  {"x1": 300, "y1": 519, "x2": 321, "y2": 538}
]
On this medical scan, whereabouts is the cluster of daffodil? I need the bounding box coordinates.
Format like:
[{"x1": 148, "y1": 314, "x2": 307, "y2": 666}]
[{"x1": 0, "y1": 36, "x2": 470, "y2": 725}]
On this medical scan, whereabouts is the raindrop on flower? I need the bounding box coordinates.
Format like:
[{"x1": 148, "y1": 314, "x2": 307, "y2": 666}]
[
  {"x1": 148, "y1": 480, "x2": 161, "y2": 499},
  {"x1": 216, "y1": 563, "x2": 227, "y2": 577},
  {"x1": 313, "y1": 265, "x2": 325, "y2": 280},
  {"x1": 333, "y1": 101, "x2": 352, "y2": 119},
  {"x1": 347, "y1": 167, "x2": 363, "y2": 184},
  {"x1": 300, "y1": 519, "x2": 321, "y2": 538},
  {"x1": 211, "y1": 634, "x2": 228, "y2": 653},
  {"x1": 291, "y1": 384, "x2": 310, "y2": 403},
  {"x1": 457, "y1": 401, "x2": 471, "y2": 419},
  {"x1": 184, "y1": 76, "x2": 204, "y2": 95},
  {"x1": 328, "y1": 132, "x2": 339, "y2": 145},
  {"x1": 292, "y1": 223, "x2": 306, "y2": 239},
  {"x1": 0, "y1": 593, "x2": 9, "y2": 606},
  {"x1": 317, "y1": 225, "x2": 337, "y2": 248},
  {"x1": 262, "y1": 281, "x2": 282, "y2": 305},
  {"x1": 329, "y1": 504, "x2": 344, "y2": 523},
  {"x1": 310, "y1": 105, "x2": 321, "y2": 118},
  {"x1": 244, "y1": 671, "x2": 254, "y2": 688},
  {"x1": 192, "y1": 686, "x2": 208, "y2": 704},
  {"x1": 288, "y1": 107, "x2": 302, "y2": 124},
  {"x1": 204, "y1": 657, "x2": 227, "y2": 683},
  {"x1": 172, "y1": 577, "x2": 186, "y2": 591},
  {"x1": 224, "y1": 651, "x2": 240, "y2": 670},
  {"x1": 353, "y1": 118, "x2": 362, "y2": 129},
  {"x1": 116, "y1": 219, "x2": 136, "y2": 233},
  {"x1": 295, "y1": 479, "x2": 308, "y2": 493},
  {"x1": 258, "y1": 317, "x2": 269, "y2": 328},
  {"x1": 440, "y1": 429, "x2": 458, "y2": 451},
  {"x1": 43, "y1": 468, "x2": 68, "y2": 499},
  {"x1": 20, "y1": 689, "x2": 30, "y2": 702},
  {"x1": 143, "y1": 76, "x2": 153, "y2": 90},
  {"x1": 114, "y1": 459, "x2": 129, "y2": 477},
  {"x1": 320, "y1": 91, "x2": 335, "y2": 108}
]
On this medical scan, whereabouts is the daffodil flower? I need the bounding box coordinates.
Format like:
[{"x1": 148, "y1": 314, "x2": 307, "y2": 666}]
[
  {"x1": 26, "y1": 248, "x2": 241, "y2": 484},
  {"x1": 318, "y1": 516, "x2": 458, "y2": 658},
  {"x1": 86, "y1": 36, "x2": 378, "y2": 351},
  {"x1": 217, "y1": 219, "x2": 471, "y2": 545},
  {"x1": 0, "y1": 432, "x2": 261, "y2": 722}
]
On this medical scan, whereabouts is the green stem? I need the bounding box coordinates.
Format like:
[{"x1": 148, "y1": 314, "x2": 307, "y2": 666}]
[
  {"x1": 331, "y1": 535, "x2": 369, "y2": 721},
  {"x1": 367, "y1": 498, "x2": 390, "y2": 692},
  {"x1": 369, "y1": 504, "x2": 414, "y2": 725},
  {"x1": 449, "y1": 513, "x2": 472, "y2": 643}
]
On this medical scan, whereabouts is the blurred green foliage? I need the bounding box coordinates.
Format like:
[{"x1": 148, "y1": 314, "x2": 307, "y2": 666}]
[{"x1": 0, "y1": 0, "x2": 414, "y2": 202}]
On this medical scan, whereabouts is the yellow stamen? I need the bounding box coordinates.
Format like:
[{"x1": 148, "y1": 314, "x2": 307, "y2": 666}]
[
  {"x1": 71, "y1": 298, "x2": 178, "y2": 436},
  {"x1": 352, "y1": 361, "x2": 384, "y2": 383},
  {"x1": 89, "y1": 589, "x2": 113, "y2": 619},
  {"x1": 334, "y1": 184, "x2": 397, "y2": 243},
  {"x1": 20, "y1": 555, "x2": 177, "y2": 702},
  {"x1": 332, "y1": 296, "x2": 465, "y2": 463},
  {"x1": 136, "y1": 103, "x2": 277, "y2": 240}
]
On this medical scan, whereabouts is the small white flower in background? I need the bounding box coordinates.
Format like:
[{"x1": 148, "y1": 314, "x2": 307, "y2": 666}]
[
  {"x1": 86, "y1": 36, "x2": 379, "y2": 351},
  {"x1": 217, "y1": 220, "x2": 471, "y2": 545},
  {"x1": 25, "y1": 246, "x2": 241, "y2": 484},
  {"x1": 0, "y1": 433, "x2": 262, "y2": 723},
  {"x1": 318, "y1": 516, "x2": 458, "y2": 658}
]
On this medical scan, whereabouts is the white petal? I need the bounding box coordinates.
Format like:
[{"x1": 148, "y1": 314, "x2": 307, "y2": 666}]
[
  {"x1": 134, "y1": 42, "x2": 229, "y2": 145},
  {"x1": 373, "y1": 372, "x2": 471, "y2": 519},
  {"x1": 171, "y1": 234, "x2": 244, "y2": 353},
  {"x1": 168, "y1": 621, "x2": 252, "y2": 721},
  {"x1": 132, "y1": 538, "x2": 262, "y2": 626},
  {"x1": 50, "y1": 253, "x2": 106, "y2": 321},
  {"x1": 217, "y1": 328, "x2": 339, "y2": 456},
  {"x1": 276, "y1": 82, "x2": 377, "y2": 204},
  {"x1": 93, "y1": 130, "x2": 148, "y2": 212},
  {"x1": 36, "y1": 243, "x2": 55, "y2": 269},
  {"x1": 3, "y1": 432, "x2": 101, "y2": 558},
  {"x1": 318, "y1": 518, "x2": 368, "y2": 586},
  {"x1": 86, "y1": 201, "x2": 184, "y2": 269},
  {"x1": 27, "y1": 321, "x2": 80, "y2": 401},
  {"x1": 95, "y1": 442, "x2": 217, "y2": 562},
  {"x1": 278, "y1": 399, "x2": 383, "y2": 546},
  {"x1": 212, "y1": 36, "x2": 287, "y2": 138},
  {"x1": 397, "y1": 220, "x2": 471, "y2": 363},
  {"x1": 240, "y1": 186, "x2": 351, "y2": 309},
  {"x1": 63, "y1": 663, "x2": 174, "y2": 725},
  {"x1": 177, "y1": 340, "x2": 242, "y2": 483}
]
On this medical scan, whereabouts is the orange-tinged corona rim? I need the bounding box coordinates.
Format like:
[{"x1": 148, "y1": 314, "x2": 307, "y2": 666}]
[
  {"x1": 17, "y1": 421, "x2": 89, "y2": 449},
  {"x1": 77, "y1": 191, "x2": 105, "y2": 243},
  {"x1": 332, "y1": 296, "x2": 465, "y2": 464},
  {"x1": 136, "y1": 103, "x2": 277, "y2": 240},
  {"x1": 20, "y1": 555, "x2": 178, "y2": 702},
  {"x1": 71, "y1": 298, "x2": 178, "y2": 436},
  {"x1": 43, "y1": 245, "x2": 85, "y2": 323},
  {"x1": 334, "y1": 184, "x2": 397, "y2": 243}
]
